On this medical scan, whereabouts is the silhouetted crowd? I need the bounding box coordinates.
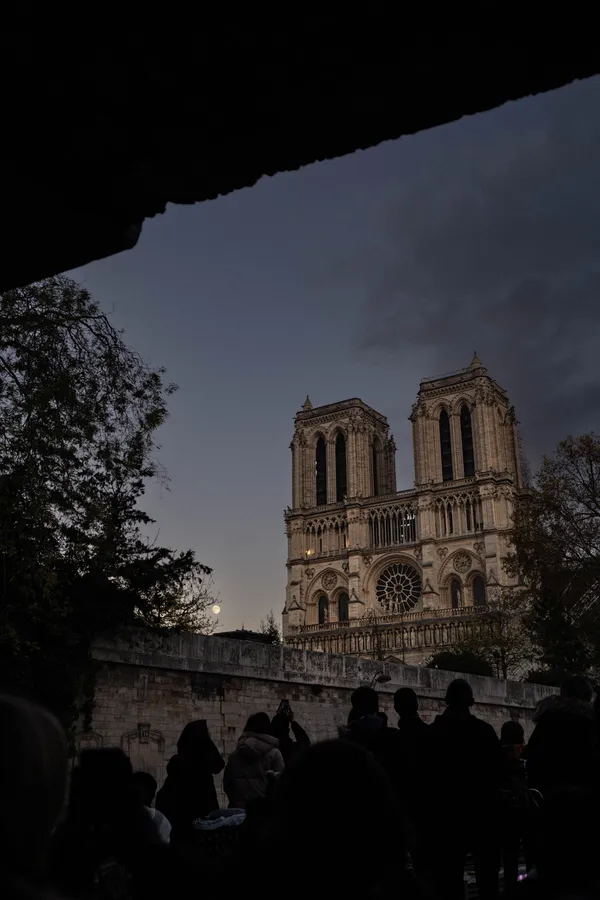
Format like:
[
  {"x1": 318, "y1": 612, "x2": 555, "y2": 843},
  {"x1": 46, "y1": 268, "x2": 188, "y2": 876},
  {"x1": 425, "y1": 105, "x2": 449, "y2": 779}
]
[{"x1": 3, "y1": 674, "x2": 600, "y2": 900}]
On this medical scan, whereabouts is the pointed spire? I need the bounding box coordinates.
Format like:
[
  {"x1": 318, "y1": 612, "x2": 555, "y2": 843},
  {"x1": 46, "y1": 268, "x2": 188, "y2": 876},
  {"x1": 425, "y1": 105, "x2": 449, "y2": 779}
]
[
  {"x1": 470, "y1": 351, "x2": 483, "y2": 369},
  {"x1": 302, "y1": 395, "x2": 313, "y2": 410}
]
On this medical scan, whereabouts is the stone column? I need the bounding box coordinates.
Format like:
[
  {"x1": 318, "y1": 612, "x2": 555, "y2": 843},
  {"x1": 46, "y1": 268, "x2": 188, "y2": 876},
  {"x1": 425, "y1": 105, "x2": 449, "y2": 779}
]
[
  {"x1": 387, "y1": 436, "x2": 397, "y2": 493},
  {"x1": 473, "y1": 401, "x2": 488, "y2": 473},
  {"x1": 411, "y1": 417, "x2": 422, "y2": 485},
  {"x1": 303, "y1": 440, "x2": 315, "y2": 507}
]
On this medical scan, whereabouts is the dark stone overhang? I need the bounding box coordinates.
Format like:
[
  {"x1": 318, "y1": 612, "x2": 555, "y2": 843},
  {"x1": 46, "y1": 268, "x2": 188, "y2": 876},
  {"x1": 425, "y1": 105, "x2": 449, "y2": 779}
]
[{"x1": 1, "y1": 29, "x2": 596, "y2": 290}]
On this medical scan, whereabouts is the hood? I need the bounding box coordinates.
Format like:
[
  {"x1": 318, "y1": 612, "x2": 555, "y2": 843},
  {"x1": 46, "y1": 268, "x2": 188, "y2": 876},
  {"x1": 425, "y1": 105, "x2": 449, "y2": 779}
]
[
  {"x1": 166, "y1": 754, "x2": 180, "y2": 776},
  {"x1": 532, "y1": 695, "x2": 559, "y2": 723},
  {"x1": 236, "y1": 732, "x2": 279, "y2": 758},
  {"x1": 551, "y1": 697, "x2": 595, "y2": 721}
]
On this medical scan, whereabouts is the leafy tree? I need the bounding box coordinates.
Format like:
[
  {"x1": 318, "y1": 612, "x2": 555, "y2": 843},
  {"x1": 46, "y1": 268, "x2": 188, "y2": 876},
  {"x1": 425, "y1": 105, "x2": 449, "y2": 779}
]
[
  {"x1": 452, "y1": 588, "x2": 532, "y2": 679},
  {"x1": 259, "y1": 610, "x2": 282, "y2": 644},
  {"x1": 0, "y1": 277, "x2": 215, "y2": 736},
  {"x1": 507, "y1": 433, "x2": 600, "y2": 675},
  {"x1": 426, "y1": 649, "x2": 494, "y2": 678}
]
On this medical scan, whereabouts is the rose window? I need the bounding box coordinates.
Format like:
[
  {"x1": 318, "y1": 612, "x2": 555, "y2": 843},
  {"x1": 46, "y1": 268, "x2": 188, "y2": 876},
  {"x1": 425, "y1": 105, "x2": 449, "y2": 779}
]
[{"x1": 375, "y1": 563, "x2": 421, "y2": 613}]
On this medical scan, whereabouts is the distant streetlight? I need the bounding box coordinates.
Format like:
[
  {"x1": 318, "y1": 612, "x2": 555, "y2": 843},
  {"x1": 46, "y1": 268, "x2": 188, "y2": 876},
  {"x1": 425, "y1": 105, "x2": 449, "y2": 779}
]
[
  {"x1": 212, "y1": 604, "x2": 221, "y2": 615},
  {"x1": 370, "y1": 672, "x2": 391, "y2": 689}
]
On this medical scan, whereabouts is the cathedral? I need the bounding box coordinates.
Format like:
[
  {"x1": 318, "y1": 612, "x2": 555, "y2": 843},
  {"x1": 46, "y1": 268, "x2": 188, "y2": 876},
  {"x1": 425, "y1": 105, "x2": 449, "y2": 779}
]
[{"x1": 282, "y1": 355, "x2": 525, "y2": 665}]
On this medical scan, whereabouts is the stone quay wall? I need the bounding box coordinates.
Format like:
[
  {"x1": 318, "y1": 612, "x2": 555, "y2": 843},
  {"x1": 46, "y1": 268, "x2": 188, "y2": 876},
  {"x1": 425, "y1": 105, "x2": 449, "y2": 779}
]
[{"x1": 86, "y1": 631, "x2": 555, "y2": 803}]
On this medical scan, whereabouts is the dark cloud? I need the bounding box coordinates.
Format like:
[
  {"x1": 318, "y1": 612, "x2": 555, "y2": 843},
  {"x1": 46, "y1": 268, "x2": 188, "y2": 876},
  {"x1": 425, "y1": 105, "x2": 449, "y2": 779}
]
[{"x1": 350, "y1": 76, "x2": 600, "y2": 464}]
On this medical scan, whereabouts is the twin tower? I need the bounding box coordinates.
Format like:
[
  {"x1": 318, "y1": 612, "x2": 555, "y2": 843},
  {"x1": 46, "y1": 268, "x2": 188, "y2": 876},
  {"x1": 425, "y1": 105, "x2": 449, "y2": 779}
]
[{"x1": 282, "y1": 355, "x2": 524, "y2": 664}]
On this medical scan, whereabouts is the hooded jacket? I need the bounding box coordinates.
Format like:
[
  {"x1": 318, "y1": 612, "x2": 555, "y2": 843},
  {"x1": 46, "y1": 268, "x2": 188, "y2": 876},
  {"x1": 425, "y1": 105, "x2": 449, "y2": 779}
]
[
  {"x1": 223, "y1": 732, "x2": 284, "y2": 808},
  {"x1": 155, "y1": 733, "x2": 225, "y2": 834},
  {"x1": 525, "y1": 697, "x2": 596, "y2": 794}
]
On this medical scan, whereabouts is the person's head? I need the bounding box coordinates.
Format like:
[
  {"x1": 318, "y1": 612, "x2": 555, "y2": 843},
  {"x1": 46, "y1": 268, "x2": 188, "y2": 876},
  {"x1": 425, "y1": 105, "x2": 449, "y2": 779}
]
[
  {"x1": 132, "y1": 771, "x2": 157, "y2": 808},
  {"x1": 350, "y1": 686, "x2": 379, "y2": 718},
  {"x1": 270, "y1": 713, "x2": 290, "y2": 741},
  {"x1": 67, "y1": 748, "x2": 159, "y2": 852},
  {"x1": 394, "y1": 687, "x2": 419, "y2": 719},
  {"x1": 560, "y1": 674, "x2": 593, "y2": 703},
  {"x1": 501, "y1": 720, "x2": 525, "y2": 746},
  {"x1": 0, "y1": 694, "x2": 68, "y2": 876},
  {"x1": 244, "y1": 712, "x2": 272, "y2": 735},
  {"x1": 177, "y1": 719, "x2": 211, "y2": 755},
  {"x1": 265, "y1": 741, "x2": 404, "y2": 895},
  {"x1": 445, "y1": 678, "x2": 474, "y2": 711}
]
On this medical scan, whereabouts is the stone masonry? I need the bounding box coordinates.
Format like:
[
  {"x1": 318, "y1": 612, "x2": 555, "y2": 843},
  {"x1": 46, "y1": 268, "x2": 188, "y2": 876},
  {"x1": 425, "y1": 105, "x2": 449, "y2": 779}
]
[
  {"x1": 284, "y1": 354, "x2": 525, "y2": 663},
  {"x1": 86, "y1": 631, "x2": 554, "y2": 804}
]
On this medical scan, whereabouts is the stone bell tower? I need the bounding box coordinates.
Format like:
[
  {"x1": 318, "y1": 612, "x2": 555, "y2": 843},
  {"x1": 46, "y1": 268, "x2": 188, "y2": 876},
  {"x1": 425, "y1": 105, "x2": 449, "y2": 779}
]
[
  {"x1": 411, "y1": 353, "x2": 523, "y2": 489},
  {"x1": 283, "y1": 396, "x2": 397, "y2": 633}
]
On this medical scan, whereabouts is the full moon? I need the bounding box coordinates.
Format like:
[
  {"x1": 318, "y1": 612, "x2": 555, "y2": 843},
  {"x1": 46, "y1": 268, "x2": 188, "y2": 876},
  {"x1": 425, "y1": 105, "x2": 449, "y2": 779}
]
[{"x1": 211, "y1": 604, "x2": 221, "y2": 615}]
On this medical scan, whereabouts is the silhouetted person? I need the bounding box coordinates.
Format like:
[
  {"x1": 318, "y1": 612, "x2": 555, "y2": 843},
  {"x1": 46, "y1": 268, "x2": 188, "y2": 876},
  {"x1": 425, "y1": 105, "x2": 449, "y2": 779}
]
[
  {"x1": 262, "y1": 740, "x2": 423, "y2": 900},
  {"x1": 500, "y1": 721, "x2": 533, "y2": 894},
  {"x1": 132, "y1": 772, "x2": 171, "y2": 843},
  {"x1": 429, "y1": 679, "x2": 503, "y2": 900},
  {"x1": 155, "y1": 719, "x2": 224, "y2": 842},
  {"x1": 344, "y1": 686, "x2": 384, "y2": 748},
  {"x1": 223, "y1": 712, "x2": 284, "y2": 808},
  {"x1": 394, "y1": 688, "x2": 430, "y2": 877},
  {"x1": 524, "y1": 786, "x2": 599, "y2": 899},
  {"x1": 342, "y1": 686, "x2": 403, "y2": 798},
  {"x1": 525, "y1": 675, "x2": 596, "y2": 796},
  {"x1": 0, "y1": 694, "x2": 68, "y2": 899},
  {"x1": 51, "y1": 748, "x2": 166, "y2": 899},
  {"x1": 270, "y1": 703, "x2": 310, "y2": 765}
]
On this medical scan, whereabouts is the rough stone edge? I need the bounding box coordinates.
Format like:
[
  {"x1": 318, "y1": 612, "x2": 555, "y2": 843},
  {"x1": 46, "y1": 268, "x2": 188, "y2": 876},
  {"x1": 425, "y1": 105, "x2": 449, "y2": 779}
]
[{"x1": 92, "y1": 630, "x2": 555, "y2": 712}]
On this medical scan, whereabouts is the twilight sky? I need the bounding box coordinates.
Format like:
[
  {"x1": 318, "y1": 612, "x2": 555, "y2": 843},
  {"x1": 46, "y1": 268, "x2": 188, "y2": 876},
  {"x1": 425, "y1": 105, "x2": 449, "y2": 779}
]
[{"x1": 71, "y1": 76, "x2": 600, "y2": 631}]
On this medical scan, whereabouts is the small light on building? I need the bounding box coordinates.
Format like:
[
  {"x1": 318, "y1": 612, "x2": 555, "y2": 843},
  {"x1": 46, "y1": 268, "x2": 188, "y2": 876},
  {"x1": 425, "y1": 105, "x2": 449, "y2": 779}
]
[
  {"x1": 212, "y1": 604, "x2": 221, "y2": 615},
  {"x1": 306, "y1": 549, "x2": 313, "y2": 557}
]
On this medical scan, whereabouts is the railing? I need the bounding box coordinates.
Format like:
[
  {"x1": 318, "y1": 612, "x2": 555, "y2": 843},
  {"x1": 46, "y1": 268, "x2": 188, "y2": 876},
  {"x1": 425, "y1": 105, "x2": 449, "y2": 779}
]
[
  {"x1": 288, "y1": 604, "x2": 490, "y2": 633},
  {"x1": 420, "y1": 365, "x2": 475, "y2": 384}
]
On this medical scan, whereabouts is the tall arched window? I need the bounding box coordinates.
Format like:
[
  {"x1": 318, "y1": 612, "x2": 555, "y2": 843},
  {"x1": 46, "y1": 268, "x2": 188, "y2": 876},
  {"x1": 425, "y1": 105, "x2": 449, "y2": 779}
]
[
  {"x1": 439, "y1": 410, "x2": 454, "y2": 482},
  {"x1": 472, "y1": 575, "x2": 486, "y2": 607},
  {"x1": 318, "y1": 595, "x2": 329, "y2": 624},
  {"x1": 450, "y1": 578, "x2": 461, "y2": 609},
  {"x1": 335, "y1": 433, "x2": 347, "y2": 501},
  {"x1": 460, "y1": 405, "x2": 475, "y2": 477},
  {"x1": 372, "y1": 438, "x2": 380, "y2": 496},
  {"x1": 338, "y1": 592, "x2": 349, "y2": 622},
  {"x1": 315, "y1": 437, "x2": 327, "y2": 505}
]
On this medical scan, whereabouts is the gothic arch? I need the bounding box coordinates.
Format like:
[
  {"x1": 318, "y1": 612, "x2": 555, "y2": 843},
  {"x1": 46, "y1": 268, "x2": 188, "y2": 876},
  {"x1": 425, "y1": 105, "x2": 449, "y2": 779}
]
[
  {"x1": 438, "y1": 407, "x2": 454, "y2": 482},
  {"x1": 364, "y1": 553, "x2": 423, "y2": 595},
  {"x1": 372, "y1": 433, "x2": 383, "y2": 496},
  {"x1": 430, "y1": 400, "x2": 452, "y2": 419},
  {"x1": 468, "y1": 571, "x2": 487, "y2": 606},
  {"x1": 305, "y1": 567, "x2": 348, "y2": 602},
  {"x1": 334, "y1": 429, "x2": 348, "y2": 501},
  {"x1": 317, "y1": 594, "x2": 329, "y2": 624},
  {"x1": 310, "y1": 429, "x2": 328, "y2": 448},
  {"x1": 437, "y1": 549, "x2": 480, "y2": 584},
  {"x1": 329, "y1": 425, "x2": 348, "y2": 442},
  {"x1": 451, "y1": 395, "x2": 475, "y2": 415},
  {"x1": 365, "y1": 554, "x2": 423, "y2": 615},
  {"x1": 314, "y1": 432, "x2": 328, "y2": 506},
  {"x1": 334, "y1": 587, "x2": 350, "y2": 622}
]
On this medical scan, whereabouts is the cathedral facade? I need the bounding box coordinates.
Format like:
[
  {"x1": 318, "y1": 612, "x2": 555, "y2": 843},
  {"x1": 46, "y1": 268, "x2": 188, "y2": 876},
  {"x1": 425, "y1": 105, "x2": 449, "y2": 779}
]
[{"x1": 282, "y1": 355, "x2": 525, "y2": 665}]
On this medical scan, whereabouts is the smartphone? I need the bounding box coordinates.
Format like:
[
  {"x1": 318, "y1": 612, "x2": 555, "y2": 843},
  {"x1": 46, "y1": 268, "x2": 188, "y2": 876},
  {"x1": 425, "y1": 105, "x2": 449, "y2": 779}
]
[{"x1": 278, "y1": 699, "x2": 291, "y2": 714}]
